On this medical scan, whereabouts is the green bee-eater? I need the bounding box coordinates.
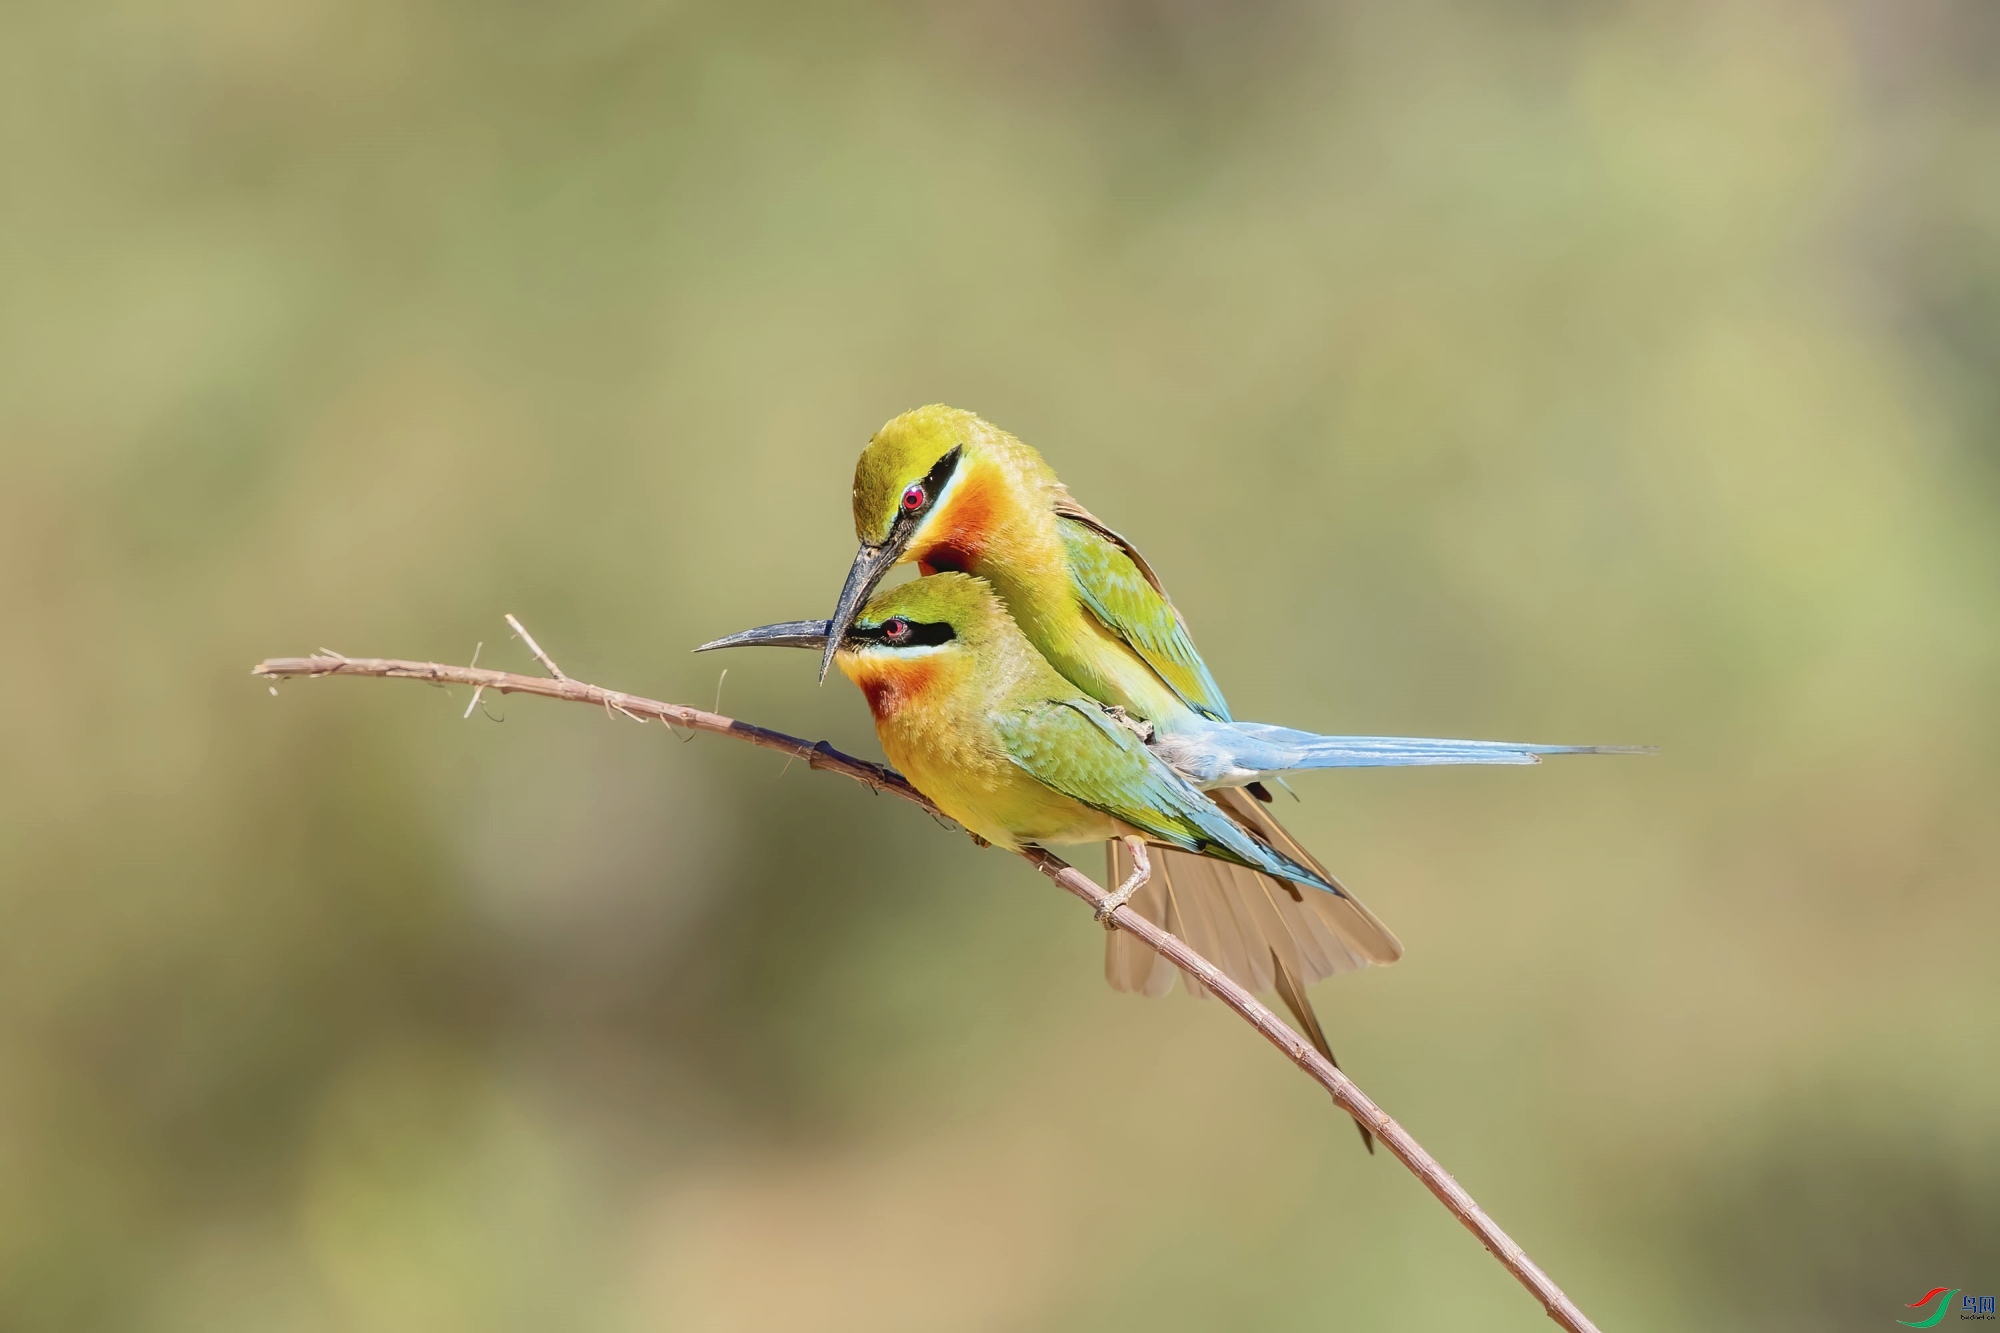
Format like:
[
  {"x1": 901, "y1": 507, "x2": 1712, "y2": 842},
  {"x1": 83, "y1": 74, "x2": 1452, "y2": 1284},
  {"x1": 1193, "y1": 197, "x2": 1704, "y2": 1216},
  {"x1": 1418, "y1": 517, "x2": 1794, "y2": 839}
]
[
  {"x1": 824, "y1": 406, "x2": 1628, "y2": 780},
  {"x1": 701, "y1": 572, "x2": 1353, "y2": 904},
  {"x1": 703, "y1": 570, "x2": 1405, "y2": 1146}
]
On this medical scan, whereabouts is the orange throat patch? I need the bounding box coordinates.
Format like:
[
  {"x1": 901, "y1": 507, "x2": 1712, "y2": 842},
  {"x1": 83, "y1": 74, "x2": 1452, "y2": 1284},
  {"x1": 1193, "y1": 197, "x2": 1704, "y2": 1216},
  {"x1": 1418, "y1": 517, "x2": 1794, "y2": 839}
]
[
  {"x1": 846, "y1": 655, "x2": 942, "y2": 721},
  {"x1": 913, "y1": 466, "x2": 1001, "y2": 575}
]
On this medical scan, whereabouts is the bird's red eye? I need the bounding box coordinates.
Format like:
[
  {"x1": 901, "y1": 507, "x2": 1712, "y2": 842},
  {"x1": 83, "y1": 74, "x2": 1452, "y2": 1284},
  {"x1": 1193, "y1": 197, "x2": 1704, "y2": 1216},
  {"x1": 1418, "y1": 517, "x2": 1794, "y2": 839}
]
[
  {"x1": 883, "y1": 617, "x2": 911, "y2": 644},
  {"x1": 901, "y1": 484, "x2": 926, "y2": 513}
]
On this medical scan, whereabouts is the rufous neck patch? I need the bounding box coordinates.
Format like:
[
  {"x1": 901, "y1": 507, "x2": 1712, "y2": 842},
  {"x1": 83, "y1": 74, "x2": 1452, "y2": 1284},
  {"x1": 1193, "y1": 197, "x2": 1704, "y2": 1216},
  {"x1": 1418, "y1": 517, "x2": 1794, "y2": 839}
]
[
  {"x1": 846, "y1": 655, "x2": 943, "y2": 721},
  {"x1": 914, "y1": 461, "x2": 1006, "y2": 573}
]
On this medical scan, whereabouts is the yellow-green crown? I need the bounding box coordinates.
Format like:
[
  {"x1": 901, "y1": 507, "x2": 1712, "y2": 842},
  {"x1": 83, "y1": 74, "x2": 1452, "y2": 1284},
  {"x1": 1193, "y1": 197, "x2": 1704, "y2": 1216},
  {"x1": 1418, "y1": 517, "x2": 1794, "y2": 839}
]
[
  {"x1": 852, "y1": 404, "x2": 980, "y2": 544},
  {"x1": 857, "y1": 570, "x2": 1011, "y2": 640}
]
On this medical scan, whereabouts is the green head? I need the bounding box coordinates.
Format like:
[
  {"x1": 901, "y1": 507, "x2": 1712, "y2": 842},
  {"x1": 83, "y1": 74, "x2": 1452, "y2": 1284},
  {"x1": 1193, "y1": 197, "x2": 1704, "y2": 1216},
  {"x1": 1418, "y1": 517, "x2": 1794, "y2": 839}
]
[
  {"x1": 698, "y1": 571, "x2": 1016, "y2": 660},
  {"x1": 697, "y1": 571, "x2": 1022, "y2": 703},
  {"x1": 850, "y1": 404, "x2": 978, "y2": 546},
  {"x1": 823, "y1": 405, "x2": 990, "y2": 683}
]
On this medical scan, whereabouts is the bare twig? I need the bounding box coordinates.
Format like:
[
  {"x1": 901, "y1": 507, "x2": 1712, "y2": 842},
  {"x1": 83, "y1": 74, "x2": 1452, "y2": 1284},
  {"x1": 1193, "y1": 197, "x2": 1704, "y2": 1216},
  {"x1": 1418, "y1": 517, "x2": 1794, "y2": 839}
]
[
  {"x1": 255, "y1": 651, "x2": 923, "y2": 806},
  {"x1": 505, "y1": 613, "x2": 566, "y2": 681},
  {"x1": 462, "y1": 641, "x2": 486, "y2": 719},
  {"x1": 252, "y1": 637, "x2": 1601, "y2": 1333}
]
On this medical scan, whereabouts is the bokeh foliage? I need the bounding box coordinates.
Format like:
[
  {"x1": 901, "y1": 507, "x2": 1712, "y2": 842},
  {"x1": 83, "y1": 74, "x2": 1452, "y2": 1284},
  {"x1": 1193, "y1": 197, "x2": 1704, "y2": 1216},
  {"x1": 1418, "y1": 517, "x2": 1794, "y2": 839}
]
[{"x1": 2, "y1": 1, "x2": 1997, "y2": 1329}]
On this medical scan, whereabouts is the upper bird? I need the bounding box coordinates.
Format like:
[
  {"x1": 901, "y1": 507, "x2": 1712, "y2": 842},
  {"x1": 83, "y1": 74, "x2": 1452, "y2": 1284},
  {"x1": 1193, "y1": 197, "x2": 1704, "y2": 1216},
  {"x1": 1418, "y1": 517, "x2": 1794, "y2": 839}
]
[{"x1": 823, "y1": 405, "x2": 1631, "y2": 786}]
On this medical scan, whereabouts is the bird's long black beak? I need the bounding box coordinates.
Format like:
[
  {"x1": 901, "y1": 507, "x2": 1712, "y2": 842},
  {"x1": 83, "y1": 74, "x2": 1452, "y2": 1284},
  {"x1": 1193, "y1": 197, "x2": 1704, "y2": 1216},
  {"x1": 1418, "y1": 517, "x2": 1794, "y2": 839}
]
[
  {"x1": 820, "y1": 540, "x2": 898, "y2": 683},
  {"x1": 694, "y1": 620, "x2": 832, "y2": 654}
]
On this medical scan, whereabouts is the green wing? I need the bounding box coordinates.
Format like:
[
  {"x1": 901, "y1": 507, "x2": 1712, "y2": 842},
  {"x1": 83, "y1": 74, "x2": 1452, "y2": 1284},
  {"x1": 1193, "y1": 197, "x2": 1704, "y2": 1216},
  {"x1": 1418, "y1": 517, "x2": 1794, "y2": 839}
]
[
  {"x1": 1057, "y1": 515, "x2": 1232, "y2": 721},
  {"x1": 996, "y1": 700, "x2": 1219, "y2": 853},
  {"x1": 995, "y1": 701, "x2": 1334, "y2": 898}
]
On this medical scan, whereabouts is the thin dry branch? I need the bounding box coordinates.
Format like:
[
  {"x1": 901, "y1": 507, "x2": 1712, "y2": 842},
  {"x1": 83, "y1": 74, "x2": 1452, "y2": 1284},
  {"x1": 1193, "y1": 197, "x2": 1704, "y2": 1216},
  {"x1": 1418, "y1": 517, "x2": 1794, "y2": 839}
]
[{"x1": 253, "y1": 630, "x2": 1602, "y2": 1333}]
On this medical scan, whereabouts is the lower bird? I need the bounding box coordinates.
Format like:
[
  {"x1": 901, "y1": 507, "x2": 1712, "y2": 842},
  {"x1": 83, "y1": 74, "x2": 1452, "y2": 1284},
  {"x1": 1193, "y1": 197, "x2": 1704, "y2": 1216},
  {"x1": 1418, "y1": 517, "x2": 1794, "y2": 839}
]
[{"x1": 697, "y1": 572, "x2": 1400, "y2": 988}]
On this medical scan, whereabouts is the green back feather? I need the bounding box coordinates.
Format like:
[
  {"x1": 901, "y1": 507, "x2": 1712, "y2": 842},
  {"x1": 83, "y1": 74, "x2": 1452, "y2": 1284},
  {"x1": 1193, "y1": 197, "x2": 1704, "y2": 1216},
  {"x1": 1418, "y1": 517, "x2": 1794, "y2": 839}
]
[{"x1": 1057, "y1": 517, "x2": 1232, "y2": 721}]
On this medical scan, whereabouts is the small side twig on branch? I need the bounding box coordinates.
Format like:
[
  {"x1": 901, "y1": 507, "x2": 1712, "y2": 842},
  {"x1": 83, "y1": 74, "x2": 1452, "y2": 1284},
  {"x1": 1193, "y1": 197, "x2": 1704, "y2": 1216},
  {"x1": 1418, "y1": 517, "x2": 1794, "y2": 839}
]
[
  {"x1": 462, "y1": 641, "x2": 486, "y2": 719},
  {"x1": 252, "y1": 621, "x2": 1601, "y2": 1333},
  {"x1": 505, "y1": 612, "x2": 567, "y2": 681}
]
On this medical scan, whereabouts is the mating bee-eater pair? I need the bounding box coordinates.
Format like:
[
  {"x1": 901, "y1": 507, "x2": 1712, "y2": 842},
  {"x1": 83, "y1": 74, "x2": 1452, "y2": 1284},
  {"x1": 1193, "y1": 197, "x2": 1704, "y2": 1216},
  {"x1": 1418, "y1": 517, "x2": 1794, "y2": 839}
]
[{"x1": 702, "y1": 405, "x2": 1638, "y2": 1148}]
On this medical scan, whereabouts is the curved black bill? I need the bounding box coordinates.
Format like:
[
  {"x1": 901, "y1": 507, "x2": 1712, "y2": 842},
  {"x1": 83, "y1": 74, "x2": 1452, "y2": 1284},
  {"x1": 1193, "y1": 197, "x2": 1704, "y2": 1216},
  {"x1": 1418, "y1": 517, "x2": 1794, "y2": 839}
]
[
  {"x1": 694, "y1": 620, "x2": 831, "y2": 654},
  {"x1": 820, "y1": 541, "x2": 897, "y2": 683}
]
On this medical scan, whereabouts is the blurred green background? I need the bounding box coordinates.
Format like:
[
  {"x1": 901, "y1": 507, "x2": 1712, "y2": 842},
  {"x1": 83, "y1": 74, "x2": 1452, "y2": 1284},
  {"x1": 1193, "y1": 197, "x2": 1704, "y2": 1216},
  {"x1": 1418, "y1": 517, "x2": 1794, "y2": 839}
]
[{"x1": 4, "y1": 1, "x2": 1998, "y2": 1329}]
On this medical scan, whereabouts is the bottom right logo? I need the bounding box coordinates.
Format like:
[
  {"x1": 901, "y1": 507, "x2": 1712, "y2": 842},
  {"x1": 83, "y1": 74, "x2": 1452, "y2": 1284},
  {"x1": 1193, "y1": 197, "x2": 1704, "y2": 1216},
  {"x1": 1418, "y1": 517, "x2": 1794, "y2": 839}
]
[{"x1": 1901, "y1": 1289, "x2": 1997, "y2": 1326}]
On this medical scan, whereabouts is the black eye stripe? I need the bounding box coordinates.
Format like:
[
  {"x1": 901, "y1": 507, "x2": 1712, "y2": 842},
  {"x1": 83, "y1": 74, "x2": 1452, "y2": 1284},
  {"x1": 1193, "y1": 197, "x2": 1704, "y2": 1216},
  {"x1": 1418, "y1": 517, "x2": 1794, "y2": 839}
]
[
  {"x1": 847, "y1": 619, "x2": 957, "y2": 649},
  {"x1": 893, "y1": 445, "x2": 963, "y2": 529}
]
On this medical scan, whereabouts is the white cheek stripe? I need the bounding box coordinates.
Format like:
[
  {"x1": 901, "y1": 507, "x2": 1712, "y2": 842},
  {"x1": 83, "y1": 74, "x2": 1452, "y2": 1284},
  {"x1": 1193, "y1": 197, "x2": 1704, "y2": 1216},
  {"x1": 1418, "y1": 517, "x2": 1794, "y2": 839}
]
[
  {"x1": 853, "y1": 642, "x2": 954, "y2": 659},
  {"x1": 913, "y1": 458, "x2": 970, "y2": 544}
]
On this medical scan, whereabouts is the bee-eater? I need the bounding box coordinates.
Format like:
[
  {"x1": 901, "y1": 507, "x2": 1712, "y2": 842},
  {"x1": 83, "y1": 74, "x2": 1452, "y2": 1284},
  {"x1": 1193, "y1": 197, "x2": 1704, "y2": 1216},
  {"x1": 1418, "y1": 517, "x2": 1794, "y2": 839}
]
[
  {"x1": 698, "y1": 573, "x2": 1356, "y2": 908},
  {"x1": 703, "y1": 572, "x2": 1403, "y2": 1147},
  {"x1": 811, "y1": 405, "x2": 1639, "y2": 1143},
  {"x1": 824, "y1": 405, "x2": 1631, "y2": 782}
]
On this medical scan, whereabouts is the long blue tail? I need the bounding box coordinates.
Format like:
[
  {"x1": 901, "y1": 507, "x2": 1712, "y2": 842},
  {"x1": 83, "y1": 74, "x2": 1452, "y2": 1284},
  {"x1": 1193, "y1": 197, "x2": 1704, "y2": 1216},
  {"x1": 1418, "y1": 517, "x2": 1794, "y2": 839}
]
[
  {"x1": 1151, "y1": 719, "x2": 1650, "y2": 787},
  {"x1": 1234, "y1": 724, "x2": 1649, "y2": 768}
]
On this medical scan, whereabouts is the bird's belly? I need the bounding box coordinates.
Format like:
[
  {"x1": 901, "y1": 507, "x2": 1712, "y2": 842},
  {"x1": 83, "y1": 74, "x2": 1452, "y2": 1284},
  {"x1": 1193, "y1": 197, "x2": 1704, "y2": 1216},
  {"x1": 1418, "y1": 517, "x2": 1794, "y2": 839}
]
[
  {"x1": 880, "y1": 723, "x2": 1119, "y2": 850},
  {"x1": 1148, "y1": 722, "x2": 1269, "y2": 788},
  {"x1": 991, "y1": 777, "x2": 1122, "y2": 847}
]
